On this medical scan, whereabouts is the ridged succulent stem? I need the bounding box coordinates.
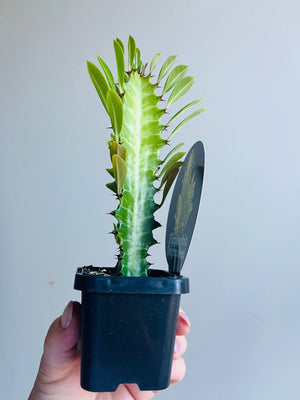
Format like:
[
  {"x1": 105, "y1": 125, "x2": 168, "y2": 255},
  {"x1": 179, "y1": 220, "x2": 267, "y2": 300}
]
[{"x1": 115, "y1": 72, "x2": 165, "y2": 276}]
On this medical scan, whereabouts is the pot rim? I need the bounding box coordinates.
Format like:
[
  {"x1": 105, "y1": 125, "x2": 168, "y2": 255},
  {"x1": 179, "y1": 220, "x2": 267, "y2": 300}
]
[{"x1": 74, "y1": 267, "x2": 189, "y2": 295}]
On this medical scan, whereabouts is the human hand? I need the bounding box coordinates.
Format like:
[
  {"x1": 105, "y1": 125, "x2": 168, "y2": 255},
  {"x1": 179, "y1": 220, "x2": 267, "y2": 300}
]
[{"x1": 28, "y1": 301, "x2": 191, "y2": 400}]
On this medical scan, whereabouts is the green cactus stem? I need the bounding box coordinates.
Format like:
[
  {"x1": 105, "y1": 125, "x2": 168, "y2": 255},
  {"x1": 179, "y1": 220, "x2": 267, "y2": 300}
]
[{"x1": 87, "y1": 35, "x2": 205, "y2": 276}]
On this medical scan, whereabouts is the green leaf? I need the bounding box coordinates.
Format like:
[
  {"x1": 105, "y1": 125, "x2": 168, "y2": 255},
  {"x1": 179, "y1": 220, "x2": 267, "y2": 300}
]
[
  {"x1": 160, "y1": 169, "x2": 179, "y2": 207},
  {"x1": 167, "y1": 98, "x2": 204, "y2": 125},
  {"x1": 135, "y1": 47, "x2": 141, "y2": 69},
  {"x1": 106, "y1": 90, "x2": 123, "y2": 138},
  {"x1": 113, "y1": 39, "x2": 125, "y2": 92},
  {"x1": 106, "y1": 167, "x2": 114, "y2": 178},
  {"x1": 162, "y1": 65, "x2": 188, "y2": 94},
  {"x1": 116, "y1": 38, "x2": 124, "y2": 53},
  {"x1": 149, "y1": 52, "x2": 161, "y2": 74},
  {"x1": 128, "y1": 35, "x2": 136, "y2": 70},
  {"x1": 87, "y1": 61, "x2": 109, "y2": 113},
  {"x1": 158, "y1": 152, "x2": 186, "y2": 178},
  {"x1": 108, "y1": 140, "x2": 126, "y2": 161},
  {"x1": 158, "y1": 55, "x2": 177, "y2": 82},
  {"x1": 141, "y1": 62, "x2": 148, "y2": 74},
  {"x1": 167, "y1": 76, "x2": 195, "y2": 106},
  {"x1": 167, "y1": 108, "x2": 206, "y2": 140},
  {"x1": 97, "y1": 55, "x2": 116, "y2": 90},
  {"x1": 158, "y1": 161, "x2": 184, "y2": 189},
  {"x1": 112, "y1": 154, "x2": 127, "y2": 195},
  {"x1": 106, "y1": 181, "x2": 117, "y2": 194},
  {"x1": 161, "y1": 143, "x2": 184, "y2": 164}
]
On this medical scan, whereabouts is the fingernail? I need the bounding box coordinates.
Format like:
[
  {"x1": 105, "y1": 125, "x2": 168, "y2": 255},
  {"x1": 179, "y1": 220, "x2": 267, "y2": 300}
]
[
  {"x1": 61, "y1": 301, "x2": 73, "y2": 329},
  {"x1": 174, "y1": 338, "x2": 181, "y2": 354},
  {"x1": 179, "y1": 311, "x2": 191, "y2": 327}
]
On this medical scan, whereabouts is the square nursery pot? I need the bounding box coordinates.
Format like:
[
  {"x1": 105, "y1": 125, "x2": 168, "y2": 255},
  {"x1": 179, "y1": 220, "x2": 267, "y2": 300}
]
[{"x1": 74, "y1": 267, "x2": 189, "y2": 392}]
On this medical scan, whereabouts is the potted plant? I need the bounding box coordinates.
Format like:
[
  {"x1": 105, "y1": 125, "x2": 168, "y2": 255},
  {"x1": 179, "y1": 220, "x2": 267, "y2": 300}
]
[{"x1": 74, "y1": 35, "x2": 205, "y2": 392}]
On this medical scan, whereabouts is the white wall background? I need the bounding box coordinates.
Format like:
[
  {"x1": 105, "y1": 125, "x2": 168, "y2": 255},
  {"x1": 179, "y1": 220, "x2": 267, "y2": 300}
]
[{"x1": 0, "y1": 0, "x2": 299, "y2": 399}]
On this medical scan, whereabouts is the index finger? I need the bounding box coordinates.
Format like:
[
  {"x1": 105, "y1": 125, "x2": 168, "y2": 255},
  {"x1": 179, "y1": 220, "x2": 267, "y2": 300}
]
[{"x1": 176, "y1": 308, "x2": 191, "y2": 336}]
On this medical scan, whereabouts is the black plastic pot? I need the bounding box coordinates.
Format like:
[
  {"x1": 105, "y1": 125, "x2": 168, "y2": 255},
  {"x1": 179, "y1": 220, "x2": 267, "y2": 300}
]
[{"x1": 74, "y1": 267, "x2": 189, "y2": 392}]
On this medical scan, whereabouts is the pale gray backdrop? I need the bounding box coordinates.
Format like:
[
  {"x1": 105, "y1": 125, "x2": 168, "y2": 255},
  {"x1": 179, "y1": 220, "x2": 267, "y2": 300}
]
[{"x1": 0, "y1": 0, "x2": 299, "y2": 399}]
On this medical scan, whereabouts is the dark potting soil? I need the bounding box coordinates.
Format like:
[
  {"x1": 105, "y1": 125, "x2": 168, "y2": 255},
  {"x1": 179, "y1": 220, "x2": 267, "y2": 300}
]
[
  {"x1": 81, "y1": 265, "x2": 121, "y2": 276},
  {"x1": 81, "y1": 265, "x2": 178, "y2": 278}
]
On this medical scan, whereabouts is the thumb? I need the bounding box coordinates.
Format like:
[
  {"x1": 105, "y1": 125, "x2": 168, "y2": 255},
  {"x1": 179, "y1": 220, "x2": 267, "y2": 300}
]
[{"x1": 40, "y1": 301, "x2": 81, "y2": 378}]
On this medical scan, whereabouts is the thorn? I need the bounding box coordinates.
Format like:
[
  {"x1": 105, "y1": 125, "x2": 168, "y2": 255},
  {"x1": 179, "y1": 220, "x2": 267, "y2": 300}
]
[
  {"x1": 164, "y1": 139, "x2": 170, "y2": 145},
  {"x1": 106, "y1": 126, "x2": 113, "y2": 130},
  {"x1": 107, "y1": 210, "x2": 116, "y2": 216},
  {"x1": 108, "y1": 230, "x2": 118, "y2": 235},
  {"x1": 153, "y1": 202, "x2": 161, "y2": 212}
]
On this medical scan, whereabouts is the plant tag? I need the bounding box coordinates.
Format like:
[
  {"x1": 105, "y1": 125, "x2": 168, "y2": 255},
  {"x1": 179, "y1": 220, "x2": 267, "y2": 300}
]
[{"x1": 165, "y1": 141, "x2": 205, "y2": 274}]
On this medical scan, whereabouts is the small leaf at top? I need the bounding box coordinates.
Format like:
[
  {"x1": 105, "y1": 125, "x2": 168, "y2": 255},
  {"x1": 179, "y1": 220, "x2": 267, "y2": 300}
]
[
  {"x1": 108, "y1": 140, "x2": 126, "y2": 161},
  {"x1": 158, "y1": 161, "x2": 184, "y2": 190},
  {"x1": 97, "y1": 55, "x2": 116, "y2": 90},
  {"x1": 167, "y1": 98, "x2": 204, "y2": 126},
  {"x1": 161, "y1": 143, "x2": 184, "y2": 165},
  {"x1": 149, "y1": 53, "x2": 161, "y2": 74},
  {"x1": 162, "y1": 65, "x2": 188, "y2": 94},
  {"x1": 87, "y1": 61, "x2": 109, "y2": 113},
  {"x1": 158, "y1": 152, "x2": 186, "y2": 178},
  {"x1": 116, "y1": 38, "x2": 124, "y2": 53},
  {"x1": 107, "y1": 90, "x2": 123, "y2": 138},
  {"x1": 135, "y1": 48, "x2": 141, "y2": 69},
  {"x1": 106, "y1": 167, "x2": 114, "y2": 178},
  {"x1": 113, "y1": 39, "x2": 125, "y2": 92},
  {"x1": 128, "y1": 35, "x2": 136, "y2": 70},
  {"x1": 167, "y1": 76, "x2": 195, "y2": 107},
  {"x1": 112, "y1": 154, "x2": 127, "y2": 195},
  {"x1": 160, "y1": 169, "x2": 179, "y2": 207},
  {"x1": 106, "y1": 181, "x2": 117, "y2": 194},
  {"x1": 141, "y1": 62, "x2": 148, "y2": 75},
  {"x1": 167, "y1": 108, "x2": 206, "y2": 140},
  {"x1": 158, "y1": 55, "x2": 177, "y2": 83}
]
